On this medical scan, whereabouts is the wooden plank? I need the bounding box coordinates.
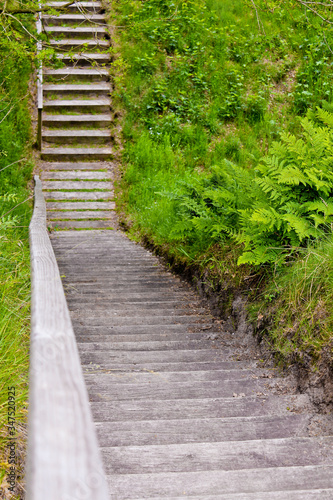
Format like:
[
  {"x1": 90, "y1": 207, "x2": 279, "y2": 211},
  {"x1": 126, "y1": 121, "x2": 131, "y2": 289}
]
[
  {"x1": 101, "y1": 436, "x2": 332, "y2": 474},
  {"x1": 48, "y1": 210, "x2": 113, "y2": 220},
  {"x1": 44, "y1": 191, "x2": 113, "y2": 200},
  {"x1": 42, "y1": 180, "x2": 113, "y2": 190},
  {"x1": 42, "y1": 161, "x2": 112, "y2": 170},
  {"x1": 47, "y1": 201, "x2": 115, "y2": 210},
  {"x1": 84, "y1": 378, "x2": 266, "y2": 402},
  {"x1": 96, "y1": 415, "x2": 309, "y2": 448},
  {"x1": 26, "y1": 175, "x2": 109, "y2": 499},
  {"x1": 42, "y1": 172, "x2": 111, "y2": 181},
  {"x1": 50, "y1": 220, "x2": 114, "y2": 229},
  {"x1": 84, "y1": 369, "x2": 251, "y2": 385},
  {"x1": 139, "y1": 491, "x2": 333, "y2": 500},
  {"x1": 106, "y1": 466, "x2": 333, "y2": 498},
  {"x1": 133, "y1": 491, "x2": 333, "y2": 500},
  {"x1": 78, "y1": 339, "x2": 218, "y2": 352},
  {"x1": 75, "y1": 332, "x2": 214, "y2": 343},
  {"x1": 90, "y1": 394, "x2": 310, "y2": 422}
]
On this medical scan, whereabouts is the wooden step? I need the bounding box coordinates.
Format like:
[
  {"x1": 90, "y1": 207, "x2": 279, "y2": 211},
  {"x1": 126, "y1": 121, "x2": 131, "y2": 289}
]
[
  {"x1": 42, "y1": 129, "x2": 111, "y2": 145},
  {"x1": 47, "y1": 201, "x2": 115, "y2": 210},
  {"x1": 90, "y1": 394, "x2": 310, "y2": 422},
  {"x1": 42, "y1": 14, "x2": 106, "y2": 26},
  {"x1": 105, "y1": 466, "x2": 333, "y2": 498},
  {"x1": 42, "y1": 179, "x2": 112, "y2": 190},
  {"x1": 44, "y1": 191, "x2": 113, "y2": 200},
  {"x1": 43, "y1": 83, "x2": 111, "y2": 97},
  {"x1": 42, "y1": 171, "x2": 110, "y2": 180},
  {"x1": 48, "y1": 210, "x2": 113, "y2": 220},
  {"x1": 44, "y1": 68, "x2": 110, "y2": 82},
  {"x1": 45, "y1": 1, "x2": 103, "y2": 13},
  {"x1": 43, "y1": 98, "x2": 110, "y2": 113},
  {"x1": 152, "y1": 491, "x2": 333, "y2": 500},
  {"x1": 41, "y1": 147, "x2": 113, "y2": 161},
  {"x1": 56, "y1": 52, "x2": 111, "y2": 66},
  {"x1": 96, "y1": 415, "x2": 309, "y2": 448},
  {"x1": 44, "y1": 26, "x2": 108, "y2": 39},
  {"x1": 43, "y1": 113, "x2": 112, "y2": 128},
  {"x1": 50, "y1": 39, "x2": 110, "y2": 50},
  {"x1": 101, "y1": 437, "x2": 333, "y2": 474},
  {"x1": 41, "y1": 161, "x2": 112, "y2": 170},
  {"x1": 50, "y1": 220, "x2": 114, "y2": 229}
]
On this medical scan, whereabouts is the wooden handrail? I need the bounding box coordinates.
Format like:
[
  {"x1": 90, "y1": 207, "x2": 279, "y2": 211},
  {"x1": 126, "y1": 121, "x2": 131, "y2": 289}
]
[{"x1": 26, "y1": 176, "x2": 109, "y2": 500}]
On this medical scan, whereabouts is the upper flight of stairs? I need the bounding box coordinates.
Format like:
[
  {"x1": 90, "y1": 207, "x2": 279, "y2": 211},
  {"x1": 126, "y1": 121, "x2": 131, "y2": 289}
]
[{"x1": 40, "y1": 0, "x2": 115, "y2": 229}]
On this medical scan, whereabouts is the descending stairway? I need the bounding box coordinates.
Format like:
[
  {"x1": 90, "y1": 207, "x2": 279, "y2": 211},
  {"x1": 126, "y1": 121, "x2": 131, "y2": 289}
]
[
  {"x1": 40, "y1": 2, "x2": 333, "y2": 498},
  {"x1": 40, "y1": 0, "x2": 115, "y2": 229}
]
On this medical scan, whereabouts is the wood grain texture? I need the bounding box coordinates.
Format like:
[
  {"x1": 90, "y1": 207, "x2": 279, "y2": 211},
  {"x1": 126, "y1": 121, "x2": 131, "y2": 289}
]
[
  {"x1": 44, "y1": 191, "x2": 113, "y2": 200},
  {"x1": 42, "y1": 171, "x2": 111, "y2": 181},
  {"x1": 47, "y1": 201, "x2": 115, "y2": 210},
  {"x1": 42, "y1": 180, "x2": 113, "y2": 190},
  {"x1": 101, "y1": 437, "x2": 333, "y2": 474},
  {"x1": 48, "y1": 210, "x2": 113, "y2": 220},
  {"x1": 49, "y1": 219, "x2": 114, "y2": 229},
  {"x1": 26, "y1": 176, "x2": 109, "y2": 500}
]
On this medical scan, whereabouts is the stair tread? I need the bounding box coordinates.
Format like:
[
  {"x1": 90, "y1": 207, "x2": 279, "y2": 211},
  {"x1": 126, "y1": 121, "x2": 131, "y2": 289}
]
[
  {"x1": 44, "y1": 68, "x2": 109, "y2": 75},
  {"x1": 44, "y1": 191, "x2": 113, "y2": 200},
  {"x1": 44, "y1": 84, "x2": 110, "y2": 90},
  {"x1": 48, "y1": 210, "x2": 113, "y2": 220},
  {"x1": 105, "y1": 466, "x2": 333, "y2": 497},
  {"x1": 43, "y1": 130, "x2": 111, "y2": 137},
  {"x1": 47, "y1": 201, "x2": 115, "y2": 210}
]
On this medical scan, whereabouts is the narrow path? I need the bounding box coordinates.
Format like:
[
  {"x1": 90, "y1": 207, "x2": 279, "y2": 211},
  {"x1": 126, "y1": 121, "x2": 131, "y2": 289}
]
[{"x1": 40, "y1": 2, "x2": 333, "y2": 498}]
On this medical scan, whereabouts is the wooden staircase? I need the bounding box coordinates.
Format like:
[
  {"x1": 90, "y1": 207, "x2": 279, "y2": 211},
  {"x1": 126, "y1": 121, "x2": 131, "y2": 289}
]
[
  {"x1": 40, "y1": 0, "x2": 115, "y2": 229},
  {"x1": 37, "y1": 2, "x2": 333, "y2": 498}
]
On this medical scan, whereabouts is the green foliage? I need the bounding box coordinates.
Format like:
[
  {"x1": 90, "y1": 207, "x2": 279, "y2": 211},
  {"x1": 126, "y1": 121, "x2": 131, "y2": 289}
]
[
  {"x1": 111, "y1": 0, "x2": 333, "y2": 371},
  {"x1": 0, "y1": 1, "x2": 34, "y2": 495},
  {"x1": 167, "y1": 107, "x2": 333, "y2": 265}
]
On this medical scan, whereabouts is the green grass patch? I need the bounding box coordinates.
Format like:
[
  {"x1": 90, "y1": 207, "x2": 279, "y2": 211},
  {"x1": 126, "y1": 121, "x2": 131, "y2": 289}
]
[{"x1": 109, "y1": 0, "x2": 333, "y2": 369}]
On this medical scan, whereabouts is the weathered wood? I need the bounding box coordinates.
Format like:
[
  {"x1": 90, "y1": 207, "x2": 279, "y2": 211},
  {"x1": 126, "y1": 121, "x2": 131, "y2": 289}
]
[
  {"x1": 106, "y1": 466, "x2": 333, "y2": 498},
  {"x1": 96, "y1": 415, "x2": 309, "y2": 448},
  {"x1": 41, "y1": 148, "x2": 113, "y2": 160},
  {"x1": 79, "y1": 339, "x2": 220, "y2": 352},
  {"x1": 43, "y1": 129, "x2": 111, "y2": 145},
  {"x1": 50, "y1": 220, "x2": 114, "y2": 229},
  {"x1": 84, "y1": 378, "x2": 271, "y2": 402},
  {"x1": 42, "y1": 180, "x2": 113, "y2": 190},
  {"x1": 84, "y1": 369, "x2": 251, "y2": 384},
  {"x1": 138, "y1": 491, "x2": 333, "y2": 500},
  {"x1": 42, "y1": 114, "x2": 112, "y2": 128},
  {"x1": 26, "y1": 176, "x2": 109, "y2": 500},
  {"x1": 44, "y1": 27, "x2": 108, "y2": 39},
  {"x1": 101, "y1": 437, "x2": 333, "y2": 474},
  {"x1": 48, "y1": 210, "x2": 113, "y2": 220},
  {"x1": 90, "y1": 394, "x2": 310, "y2": 422},
  {"x1": 50, "y1": 39, "x2": 110, "y2": 49},
  {"x1": 44, "y1": 190, "x2": 113, "y2": 200},
  {"x1": 42, "y1": 161, "x2": 112, "y2": 170},
  {"x1": 47, "y1": 201, "x2": 115, "y2": 209},
  {"x1": 43, "y1": 13, "x2": 106, "y2": 25},
  {"x1": 43, "y1": 171, "x2": 111, "y2": 180}
]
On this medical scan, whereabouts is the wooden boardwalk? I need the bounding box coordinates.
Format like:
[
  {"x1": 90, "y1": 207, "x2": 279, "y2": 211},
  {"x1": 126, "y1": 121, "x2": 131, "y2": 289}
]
[{"x1": 35, "y1": 2, "x2": 333, "y2": 498}]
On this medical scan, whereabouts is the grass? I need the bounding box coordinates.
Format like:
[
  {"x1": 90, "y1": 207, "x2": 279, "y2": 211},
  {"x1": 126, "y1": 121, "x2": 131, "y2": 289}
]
[
  {"x1": 107, "y1": 0, "x2": 333, "y2": 369},
  {"x1": 0, "y1": 10, "x2": 34, "y2": 497}
]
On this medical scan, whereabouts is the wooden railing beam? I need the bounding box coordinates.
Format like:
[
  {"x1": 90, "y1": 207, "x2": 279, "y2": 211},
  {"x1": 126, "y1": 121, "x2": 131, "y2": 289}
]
[{"x1": 26, "y1": 176, "x2": 109, "y2": 500}]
